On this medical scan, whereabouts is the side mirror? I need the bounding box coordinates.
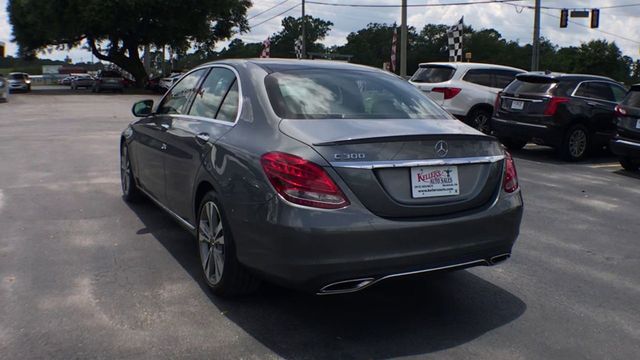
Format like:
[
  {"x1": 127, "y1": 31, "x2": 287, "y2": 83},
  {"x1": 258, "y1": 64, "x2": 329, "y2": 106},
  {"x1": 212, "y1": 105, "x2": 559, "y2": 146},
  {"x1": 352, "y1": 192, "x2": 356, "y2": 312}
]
[{"x1": 132, "y1": 99, "x2": 154, "y2": 117}]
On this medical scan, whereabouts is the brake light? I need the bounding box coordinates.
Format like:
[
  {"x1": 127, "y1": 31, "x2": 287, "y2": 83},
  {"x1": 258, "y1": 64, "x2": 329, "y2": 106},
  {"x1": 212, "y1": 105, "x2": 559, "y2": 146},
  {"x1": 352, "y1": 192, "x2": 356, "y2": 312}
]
[
  {"x1": 261, "y1": 152, "x2": 349, "y2": 209},
  {"x1": 503, "y1": 151, "x2": 519, "y2": 193},
  {"x1": 615, "y1": 104, "x2": 627, "y2": 116},
  {"x1": 432, "y1": 87, "x2": 462, "y2": 100},
  {"x1": 494, "y1": 91, "x2": 503, "y2": 112},
  {"x1": 543, "y1": 97, "x2": 569, "y2": 116}
]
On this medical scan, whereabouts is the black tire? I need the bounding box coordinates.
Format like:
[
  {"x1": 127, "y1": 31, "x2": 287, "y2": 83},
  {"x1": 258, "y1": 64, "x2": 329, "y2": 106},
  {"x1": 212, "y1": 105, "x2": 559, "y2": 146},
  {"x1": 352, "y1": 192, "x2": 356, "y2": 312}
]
[
  {"x1": 619, "y1": 157, "x2": 639, "y2": 172},
  {"x1": 120, "y1": 144, "x2": 143, "y2": 202},
  {"x1": 560, "y1": 124, "x2": 590, "y2": 161},
  {"x1": 197, "y1": 192, "x2": 260, "y2": 296},
  {"x1": 468, "y1": 108, "x2": 492, "y2": 134},
  {"x1": 499, "y1": 137, "x2": 528, "y2": 151}
]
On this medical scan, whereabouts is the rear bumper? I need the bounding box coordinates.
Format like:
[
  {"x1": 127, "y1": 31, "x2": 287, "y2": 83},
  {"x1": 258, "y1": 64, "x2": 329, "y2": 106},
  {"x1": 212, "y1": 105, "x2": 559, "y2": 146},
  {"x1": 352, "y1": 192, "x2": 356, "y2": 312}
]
[
  {"x1": 610, "y1": 136, "x2": 640, "y2": 158},
  {"x1": 492, "y1": 117, "x2": 563, "y2": 146},
  {"x1": 228, "y1": 190, "x2": 523, "y2": 293}
]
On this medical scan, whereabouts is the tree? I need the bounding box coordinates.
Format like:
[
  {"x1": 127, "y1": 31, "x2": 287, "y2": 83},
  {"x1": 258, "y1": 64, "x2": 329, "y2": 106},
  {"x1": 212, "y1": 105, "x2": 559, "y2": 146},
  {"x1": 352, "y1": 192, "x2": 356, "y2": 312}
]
[
  {"x1": 218, "y1": 39, "x2": 263, "y2": 59},
  {"x1": 269, "y1": 16, "x2": 333, "y2": 58},
  {"x1": 8, "y1": 0, "x2": 251, "y2": 85},
  {"x1": 338, "y1": 23, "x2": 401, "y2": 70}
]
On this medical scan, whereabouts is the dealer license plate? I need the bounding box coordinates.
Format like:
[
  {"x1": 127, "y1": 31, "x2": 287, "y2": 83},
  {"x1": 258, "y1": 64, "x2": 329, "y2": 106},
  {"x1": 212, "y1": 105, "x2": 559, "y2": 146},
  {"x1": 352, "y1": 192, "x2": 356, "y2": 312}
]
[
  {"x1": 511, "y1": 100, "x2": 524, "y2": 110},
  {"x1": 410, "y1": 166, "x2": 460, "y2": 198}
]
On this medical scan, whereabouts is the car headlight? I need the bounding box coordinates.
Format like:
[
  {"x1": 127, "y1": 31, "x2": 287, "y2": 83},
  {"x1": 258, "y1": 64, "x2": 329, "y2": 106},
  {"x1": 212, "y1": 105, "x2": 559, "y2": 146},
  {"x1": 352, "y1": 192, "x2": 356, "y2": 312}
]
[{"x1": 25, "y1": 80, "x2": 31, "y2": 84}]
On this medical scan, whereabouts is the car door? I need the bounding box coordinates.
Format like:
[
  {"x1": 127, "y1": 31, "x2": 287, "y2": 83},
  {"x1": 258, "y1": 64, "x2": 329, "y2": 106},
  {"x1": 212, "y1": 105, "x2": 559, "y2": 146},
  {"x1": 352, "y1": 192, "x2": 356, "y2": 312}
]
[
  {"x1": 164, "y1": 66, "x2": 241, "y2": 222},
  {"x1": 132, "y1": 69, "x2": 207, "y2": 204},
  {"x1": 574, "y1": 81, "x2": 619, "y2": 140}
]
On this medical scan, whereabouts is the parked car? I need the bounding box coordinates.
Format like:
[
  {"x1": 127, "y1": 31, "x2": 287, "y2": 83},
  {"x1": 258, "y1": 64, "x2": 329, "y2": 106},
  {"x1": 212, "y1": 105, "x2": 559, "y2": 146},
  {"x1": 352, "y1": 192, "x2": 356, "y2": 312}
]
[
  {"x1": 8, "y1": 72, "x2": 31, "y2": 92},
  {"x1": 0, "y1": 73, "x2": 8, "y2": 102},
  {"x1": 120, "y1": 59, "x2": 523, "y2": 297},
  {"x1": 59, "y1": 76, "x2": 74, "y2": 86},
  {"x1": 409, "y1": 62, "x2": 525, "y2": 133},
  {"x1": 70, "y1": 74, "x2": 95, "y2": 89},
  {"x1": 92, "y1": 70, "x2": 124, "y2": 93},
  {"x1": 158, "y1": 72, "x2": 184, "y2": 91},
  {"x1": 610, "y1": 84, "x2": 640, "y2": 171},
  {"x1": 145, "y1": 75, "x2": 163, "y2": 93},
  {"x1": 492, "y1": 72, "x2": 627, "y2": 161}
]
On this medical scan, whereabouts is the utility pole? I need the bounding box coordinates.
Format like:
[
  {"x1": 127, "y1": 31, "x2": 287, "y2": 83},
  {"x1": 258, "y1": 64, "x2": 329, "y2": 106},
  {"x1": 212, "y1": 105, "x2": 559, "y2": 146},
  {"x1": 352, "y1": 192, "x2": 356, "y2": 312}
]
[
  {"x1": 531, "y1": 0, "x2": 541, "y2": 71},
  {"x1": 301, "y1": 0, "x2": 306, "y2": 59},
  {"x1": 400, "y1": 0, "x2": 407, "y2": 77}
]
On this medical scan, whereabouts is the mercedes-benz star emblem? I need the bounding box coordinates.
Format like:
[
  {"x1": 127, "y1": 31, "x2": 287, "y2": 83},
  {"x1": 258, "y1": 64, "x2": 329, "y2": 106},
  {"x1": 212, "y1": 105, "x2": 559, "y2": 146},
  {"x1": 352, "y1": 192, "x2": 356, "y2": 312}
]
[{"x1": 434, "y1": 140, "x2": 449, "y2": 158}]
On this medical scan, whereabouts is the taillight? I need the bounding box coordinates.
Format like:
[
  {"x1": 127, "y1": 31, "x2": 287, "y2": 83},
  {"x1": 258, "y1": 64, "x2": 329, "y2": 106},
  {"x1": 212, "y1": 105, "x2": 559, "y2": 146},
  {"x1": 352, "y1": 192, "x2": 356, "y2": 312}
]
[
  {"x1": 432, "y1": 87, "x2": 462, "y2": 100},
  {"x1": 615, "y1": 104, "x2": 627, "y2": 117},
  {"x1": 503, "y1": 151, "x2": 519, "y2": 193},
  {"x1": 260, "y1": 152, "x2": 349, "y2": 209},
  {"x1": 494, "y1": 91, "x2": 503, "y2": 112},
  {"x1": 543, "y1": 97, "x2": 569, "y2": 116}
]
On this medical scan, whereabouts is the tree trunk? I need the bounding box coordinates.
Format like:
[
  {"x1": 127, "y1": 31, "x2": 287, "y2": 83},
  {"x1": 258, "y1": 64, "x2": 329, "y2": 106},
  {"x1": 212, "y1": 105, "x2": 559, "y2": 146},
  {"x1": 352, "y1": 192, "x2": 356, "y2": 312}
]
[{"x1": 88, "y1": 37, "x2": 148, "y2": 88}]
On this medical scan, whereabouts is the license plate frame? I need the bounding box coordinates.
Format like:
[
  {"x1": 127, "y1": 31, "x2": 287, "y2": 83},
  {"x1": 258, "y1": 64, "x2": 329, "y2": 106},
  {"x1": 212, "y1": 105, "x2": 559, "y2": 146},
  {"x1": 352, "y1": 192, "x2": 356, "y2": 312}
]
[
  {"x1": 511, "y1": 100, "x2": 525, "y2": 110},
  {"x1": 410, "y1": 166, "x2": 460, "y2": 198}
]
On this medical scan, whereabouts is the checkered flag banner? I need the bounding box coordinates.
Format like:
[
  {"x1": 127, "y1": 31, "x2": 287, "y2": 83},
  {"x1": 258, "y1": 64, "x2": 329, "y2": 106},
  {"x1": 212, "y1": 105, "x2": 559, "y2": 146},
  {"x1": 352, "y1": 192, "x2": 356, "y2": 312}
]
[
  {"x1": 260, "y1": 38, "x2": 270, "y2": 58},
  {"x1": 447, "y1": 17, "x2": 464, "y2": 62},
  {"x1": 294, "y1": 35, "x2": 303, "y2": 59},
  {"x1": 390, "y1": 27, "x2": 398, "y2": 73}
]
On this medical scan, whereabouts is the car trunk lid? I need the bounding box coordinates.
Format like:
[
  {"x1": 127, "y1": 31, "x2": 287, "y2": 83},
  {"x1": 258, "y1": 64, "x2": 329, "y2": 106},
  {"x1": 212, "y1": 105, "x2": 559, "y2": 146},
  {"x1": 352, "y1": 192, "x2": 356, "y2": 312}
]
[{"x1": 280, "y1": 119, "x2": 505, "y2": 218}]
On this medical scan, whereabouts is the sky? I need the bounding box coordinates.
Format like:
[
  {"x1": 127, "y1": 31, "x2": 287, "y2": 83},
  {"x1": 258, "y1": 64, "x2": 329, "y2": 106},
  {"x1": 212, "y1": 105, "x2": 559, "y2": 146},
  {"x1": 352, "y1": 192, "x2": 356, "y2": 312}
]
[{"x1": 1, "y1": 0, "x2": 639, "y2": 62}]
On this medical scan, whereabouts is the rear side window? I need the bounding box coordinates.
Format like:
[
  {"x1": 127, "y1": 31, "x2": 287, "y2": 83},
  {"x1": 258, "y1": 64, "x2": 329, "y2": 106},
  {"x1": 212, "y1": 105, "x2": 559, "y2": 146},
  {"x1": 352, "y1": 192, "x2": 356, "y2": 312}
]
[
  {"x1": 189, "y1": 68, "x2": 238, "y2": 121},
  {"x1": 265, "y1": 69, "x2": 452, "y2": 120},
  {"x1": 494, "y1": 70, "x2": 521, "y2": 88},
  {"x1": 622, "y1": 90, "x2": 640, "y2": 108},
  {"x1": 410, "y1": 66, "x2": 455, "y2": 83},
  {"x1": 157, "y1": 69, "x2": 207, "y2": 115},
  {"x1": 610, "y1": 85, "x2": 627, "y2": 103},
  {"x1": 504, "y1": 79, "x2": 556, "y2": 95},
  {"x1": 463, "y1": 69, "x2": 493, "y2": 87},
  {"x1": 574, "y1": 82, "x2": 615, "y2": 102}
]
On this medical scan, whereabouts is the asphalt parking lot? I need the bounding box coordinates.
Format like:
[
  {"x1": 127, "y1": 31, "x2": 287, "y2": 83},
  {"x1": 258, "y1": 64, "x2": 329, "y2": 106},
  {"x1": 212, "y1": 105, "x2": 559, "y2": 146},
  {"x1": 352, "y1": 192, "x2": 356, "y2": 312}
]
[{"x1": 1, "y1": 87, "x2": 639, "y2": 359}]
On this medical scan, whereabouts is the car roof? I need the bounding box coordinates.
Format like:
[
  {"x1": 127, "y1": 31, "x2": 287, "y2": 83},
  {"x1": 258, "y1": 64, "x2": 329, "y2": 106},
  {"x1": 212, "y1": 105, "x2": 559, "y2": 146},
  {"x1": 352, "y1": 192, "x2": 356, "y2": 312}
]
[
  {"x1": 416, "y1": 62, "x2": 525, "y2": 72},
  {"x1": 201, "y1": 58, "x2": 389, "y2": 75},
  {"x1": 517, "y1": 71, "x2": 617, "y2": 82}
]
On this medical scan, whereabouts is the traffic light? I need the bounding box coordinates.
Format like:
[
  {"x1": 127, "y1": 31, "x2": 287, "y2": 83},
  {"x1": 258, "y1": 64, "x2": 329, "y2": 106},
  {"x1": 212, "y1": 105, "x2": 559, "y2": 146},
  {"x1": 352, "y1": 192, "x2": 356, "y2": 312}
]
[
  {"x1": 591, "y1": 9, "x2": 600, "y2": 28},
  {"x1": 560, "y1": 9, "x2": 569, "y2": 28}
]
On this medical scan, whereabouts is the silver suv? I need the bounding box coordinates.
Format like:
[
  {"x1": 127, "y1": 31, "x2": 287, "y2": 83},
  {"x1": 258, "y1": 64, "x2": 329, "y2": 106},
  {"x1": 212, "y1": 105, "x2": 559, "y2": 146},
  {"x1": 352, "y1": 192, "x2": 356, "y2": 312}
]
[{"x1": 409, "y1": 62, "x2": 525, "y2": 133}]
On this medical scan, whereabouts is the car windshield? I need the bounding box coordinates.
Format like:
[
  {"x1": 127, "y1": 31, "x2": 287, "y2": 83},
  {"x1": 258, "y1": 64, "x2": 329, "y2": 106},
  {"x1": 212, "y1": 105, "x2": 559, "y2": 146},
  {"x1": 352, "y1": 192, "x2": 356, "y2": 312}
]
[
  {"x1": 10, "y1": 73, "x2": 26, "y2": 80},
  {"x1": 622, "y1": 90, "x2": 640, "y2": 108},
  {"x1": 410, "y1": 65, "x2": 456, "y2": 83},
  {"x1": 265, "y1": 69, "x2": 452, "y2": 120}
]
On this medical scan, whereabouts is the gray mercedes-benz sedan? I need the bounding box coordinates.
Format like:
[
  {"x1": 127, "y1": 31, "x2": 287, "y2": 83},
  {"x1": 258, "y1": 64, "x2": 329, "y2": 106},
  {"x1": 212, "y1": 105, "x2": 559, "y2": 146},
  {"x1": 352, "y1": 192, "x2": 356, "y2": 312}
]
[{"x1": 120, "y1": 59, "x2": 523, "y2": 296}]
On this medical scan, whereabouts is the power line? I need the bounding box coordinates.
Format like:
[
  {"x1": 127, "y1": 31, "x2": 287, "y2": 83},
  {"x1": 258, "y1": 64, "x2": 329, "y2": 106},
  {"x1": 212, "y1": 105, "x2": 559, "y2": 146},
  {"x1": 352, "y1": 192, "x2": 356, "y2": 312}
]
[
  {"x1": 510, "y1": 2, "x2": 640, "y2": 11},
  {"x1": 249, "y1": 3, "x2": 301, "y2": 29},
  {"x1": 247, "y1": 0, "x2": 291, "y2": 21},
  {"x1": 306, "y1": 0, "x2": 525, "y2": 8}
]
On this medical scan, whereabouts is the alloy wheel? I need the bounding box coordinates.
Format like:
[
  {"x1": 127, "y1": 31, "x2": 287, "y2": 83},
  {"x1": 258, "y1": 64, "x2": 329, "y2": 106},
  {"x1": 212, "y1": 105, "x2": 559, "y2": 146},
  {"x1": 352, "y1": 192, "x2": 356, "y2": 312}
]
[
  {"x1": 568, "y1": 128, "x2": 587, "y2": 158},
  {"x1": 120, "y1": 147, "x2": 131, "y2": 194},
  {"x1": 198, "y1": 201, "x2": 225, "y2": 285},
  {"x1": 474, "y1": 113, "x2": 490, "y2": 133}
]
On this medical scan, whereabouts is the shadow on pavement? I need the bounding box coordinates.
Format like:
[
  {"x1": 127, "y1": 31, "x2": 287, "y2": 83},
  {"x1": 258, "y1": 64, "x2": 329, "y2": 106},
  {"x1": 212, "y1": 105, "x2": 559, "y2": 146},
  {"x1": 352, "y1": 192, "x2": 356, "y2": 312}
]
[
  {"x1": 613, "y1": 169, "x2": 640, "y2": 180},
  {"x1": 126, "y1": 200, "x2": 527, "y2": 359},
  {"x1": 511, "y1": 144, "x2": 617, "y2": 165}
]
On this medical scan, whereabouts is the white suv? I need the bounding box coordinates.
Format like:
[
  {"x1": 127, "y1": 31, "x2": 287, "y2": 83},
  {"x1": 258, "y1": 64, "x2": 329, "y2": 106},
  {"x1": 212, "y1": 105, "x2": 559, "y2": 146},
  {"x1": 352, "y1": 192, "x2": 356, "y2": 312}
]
[{"x1": 409, "y1": 62, "x2": 525, "y2": 133}]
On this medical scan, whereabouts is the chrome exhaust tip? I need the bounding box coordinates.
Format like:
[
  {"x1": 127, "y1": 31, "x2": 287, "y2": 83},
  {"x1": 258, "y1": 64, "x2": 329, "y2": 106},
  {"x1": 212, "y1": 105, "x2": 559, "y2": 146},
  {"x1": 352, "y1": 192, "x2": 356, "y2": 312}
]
[
  {"x1": 489, "y1": 253, "x2": 511, "y2": 265},
  {"x1": 317, "y1": 278, "x2": 375, "y2": 295}
]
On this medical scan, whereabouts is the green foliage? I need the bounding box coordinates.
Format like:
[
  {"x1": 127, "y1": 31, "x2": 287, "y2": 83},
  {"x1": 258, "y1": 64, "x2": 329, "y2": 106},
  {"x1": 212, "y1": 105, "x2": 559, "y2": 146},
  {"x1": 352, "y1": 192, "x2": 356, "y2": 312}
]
[
  {"x1": 269, "y1": 16, "x2": 333, "y2": 57},
  {"x1": 7, "y1": 0, "x2": 252, "y2": 84}
]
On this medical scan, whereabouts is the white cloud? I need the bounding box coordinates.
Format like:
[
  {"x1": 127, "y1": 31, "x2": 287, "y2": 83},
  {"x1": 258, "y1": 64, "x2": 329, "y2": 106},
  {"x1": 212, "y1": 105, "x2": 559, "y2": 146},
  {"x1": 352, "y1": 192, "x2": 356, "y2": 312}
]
[{"x1": 1, "y1": 0, "x2": 638, "y2": 62}]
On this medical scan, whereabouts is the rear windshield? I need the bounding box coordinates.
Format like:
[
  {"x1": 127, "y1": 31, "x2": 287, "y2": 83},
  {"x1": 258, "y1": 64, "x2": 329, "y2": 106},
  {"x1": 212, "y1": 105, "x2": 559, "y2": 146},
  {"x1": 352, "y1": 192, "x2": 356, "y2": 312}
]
[
  {"x1": 100, "y1": 71, "x2": 121, "y2": 78},
  {"x1": 622, "y1": 90, "x2": 640, "y2": 108},
  {"x1": 410, "y1": 66, "x2": 455, "y2": 83},
  {"x1": 265, "y1": 69, "x2": 453, "y2": 120},
  {"x1": 504, "y1": 79, "x2": 556, "y2": 95}
]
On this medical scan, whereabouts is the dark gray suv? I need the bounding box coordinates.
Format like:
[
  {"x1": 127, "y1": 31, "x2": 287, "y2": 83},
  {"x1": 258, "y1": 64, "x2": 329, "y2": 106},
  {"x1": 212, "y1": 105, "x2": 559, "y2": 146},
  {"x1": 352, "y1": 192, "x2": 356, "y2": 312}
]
[{"x1": 120, "y1": 59, "x2": 523, "y2": 296}]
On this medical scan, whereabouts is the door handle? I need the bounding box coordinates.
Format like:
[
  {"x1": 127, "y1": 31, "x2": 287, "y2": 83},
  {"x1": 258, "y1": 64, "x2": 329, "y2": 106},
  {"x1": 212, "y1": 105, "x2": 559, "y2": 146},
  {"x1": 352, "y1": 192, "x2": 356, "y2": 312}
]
[
  {"x1": 160, "y1": 143, "x2": 167, "y2": 151},
  {"x1": 195, "y1": 133, "x2": 210, "y2": 145},
  {"x1": 586, "y1": 101, "x2": 598, "y2": 107}
]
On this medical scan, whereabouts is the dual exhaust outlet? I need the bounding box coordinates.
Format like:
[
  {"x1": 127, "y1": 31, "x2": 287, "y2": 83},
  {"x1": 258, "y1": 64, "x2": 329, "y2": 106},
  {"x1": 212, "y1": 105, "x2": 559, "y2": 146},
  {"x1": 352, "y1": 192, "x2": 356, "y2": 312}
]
[{"x1": 317, "y1": 253, "x2": 511, "y2": 295}]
